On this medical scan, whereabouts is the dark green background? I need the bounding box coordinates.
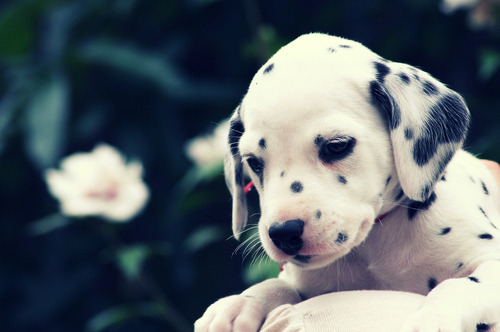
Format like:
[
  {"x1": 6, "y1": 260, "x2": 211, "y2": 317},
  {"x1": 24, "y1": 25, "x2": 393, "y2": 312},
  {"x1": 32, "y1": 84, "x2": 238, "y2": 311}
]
[{"x1": 0, "y1": 0, "x2": 499, "y2": 331}]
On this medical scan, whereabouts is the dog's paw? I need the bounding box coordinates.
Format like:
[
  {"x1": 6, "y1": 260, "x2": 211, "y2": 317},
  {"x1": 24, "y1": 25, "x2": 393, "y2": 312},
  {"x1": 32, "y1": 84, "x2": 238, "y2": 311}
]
[{"x1": 194, "y1": 294, "x2": 266, "y2": 332}]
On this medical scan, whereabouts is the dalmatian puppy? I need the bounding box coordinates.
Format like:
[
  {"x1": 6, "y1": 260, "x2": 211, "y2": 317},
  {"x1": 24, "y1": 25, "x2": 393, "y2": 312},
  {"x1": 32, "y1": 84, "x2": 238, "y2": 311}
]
[{"x1": 195, "y1": 33, "x2": 500, "y2": 332}]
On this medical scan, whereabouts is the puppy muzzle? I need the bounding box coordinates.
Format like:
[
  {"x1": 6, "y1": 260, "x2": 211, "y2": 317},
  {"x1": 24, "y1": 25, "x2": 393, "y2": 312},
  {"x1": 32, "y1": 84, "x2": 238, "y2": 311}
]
[{"x1": 268, "y1": 219, "x2": 304, "y2": 256}]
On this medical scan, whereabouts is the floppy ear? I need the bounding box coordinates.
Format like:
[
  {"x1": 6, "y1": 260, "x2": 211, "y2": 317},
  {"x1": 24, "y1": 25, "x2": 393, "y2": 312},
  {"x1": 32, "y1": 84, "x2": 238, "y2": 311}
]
[
  {"x1": 370, "y1": 61, "x2": 470, "y2": 202},
  {"x1": 224, "y1": 107, "x2": 248, "y2": 240}
]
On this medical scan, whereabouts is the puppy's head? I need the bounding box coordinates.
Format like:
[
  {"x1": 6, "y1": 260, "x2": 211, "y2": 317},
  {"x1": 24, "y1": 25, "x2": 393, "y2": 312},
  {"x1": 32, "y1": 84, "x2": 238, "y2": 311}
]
[{"x1": 225, "y1": 33, "x2": 470, "y2": 269}]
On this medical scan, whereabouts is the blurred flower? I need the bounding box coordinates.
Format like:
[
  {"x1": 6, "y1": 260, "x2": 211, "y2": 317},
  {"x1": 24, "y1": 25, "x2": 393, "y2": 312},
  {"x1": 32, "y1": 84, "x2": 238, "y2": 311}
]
[
  {"x1": 45, "y1": 144, "x2": 149, "y2": 222},
  {"x1": 441, "y1": 0, "x2": 500, "y2": 29},
  {"x1": 185, "y1": 120, "x2": 228, "y2": 167}
]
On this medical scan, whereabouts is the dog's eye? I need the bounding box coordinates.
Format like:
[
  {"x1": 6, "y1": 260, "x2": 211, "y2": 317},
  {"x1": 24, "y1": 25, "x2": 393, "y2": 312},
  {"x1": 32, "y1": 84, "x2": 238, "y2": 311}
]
[
  {"x1": 319, "y1": 136, "x2": 356, "y2": 163},
  {"x1": 246, "y1": 156, "x2": 265, "y2": 175}
]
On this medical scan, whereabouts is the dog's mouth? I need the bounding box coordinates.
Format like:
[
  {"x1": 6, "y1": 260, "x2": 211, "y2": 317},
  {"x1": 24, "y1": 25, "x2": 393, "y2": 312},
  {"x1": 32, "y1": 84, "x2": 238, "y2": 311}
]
[{"x1": 293, "y1": 254, "x2": 314, "y2": 263}]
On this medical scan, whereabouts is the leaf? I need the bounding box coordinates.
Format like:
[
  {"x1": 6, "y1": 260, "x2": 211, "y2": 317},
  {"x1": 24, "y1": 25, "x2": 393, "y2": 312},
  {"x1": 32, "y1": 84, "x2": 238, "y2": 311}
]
[
  {"x1": 85, "y1": 302, "x2": 166, "y2": 332},
  {"x1": 243, "y1": 258, "x2": 280, "y2": 286},
  {"x1": 28, "y1": 213, "x2": 71, "y2": 236},
  {"x1": 0, "y1": 0, "x2": 53, "y2": 57},
  {"x1": 24, "y1": 73, "x2": 69, "y2": 170},
  {"x1": 174, "y1": 162, "x2": 224, "y2": 197},
  {"x1": 79, "y1": 40, "x2": 238, "y2": 100},
  {"x1": 115, "y1": 245, "x2": 151, "y2": 280},
  {"x1": 0, "y1": 87, "x2": 20, "y2": 155},
  {"x1": 479, "y1": 48, "x2": 500, "y2": 81},
  {"x1": 183, "y1": 225, "x2": 226, "y2": 254},
  {"x1": 79, "y1": 40, "x2": 186, "y2": 93}
]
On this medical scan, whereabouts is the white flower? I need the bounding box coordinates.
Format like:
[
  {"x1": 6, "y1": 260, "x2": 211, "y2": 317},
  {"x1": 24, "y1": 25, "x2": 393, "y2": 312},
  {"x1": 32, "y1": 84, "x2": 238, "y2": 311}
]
[
  {"x1": 185, "y1": 120, "x2": 229, "y2": 167},
  {"x1": 441, "y1": 0, "x2": 478, "y2": 13},
  {"x1": 441, "y1": 0, "x2": 499, "y2": 28},
  {"x1": 45, "y1": 144, "x2": 149, "y2": 222}
]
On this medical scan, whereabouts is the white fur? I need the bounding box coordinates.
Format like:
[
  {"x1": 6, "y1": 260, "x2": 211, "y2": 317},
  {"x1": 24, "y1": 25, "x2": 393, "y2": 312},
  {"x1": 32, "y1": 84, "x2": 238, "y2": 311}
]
[{"x1": 195, "y1": 33, "x2": 500, "y2": 332}]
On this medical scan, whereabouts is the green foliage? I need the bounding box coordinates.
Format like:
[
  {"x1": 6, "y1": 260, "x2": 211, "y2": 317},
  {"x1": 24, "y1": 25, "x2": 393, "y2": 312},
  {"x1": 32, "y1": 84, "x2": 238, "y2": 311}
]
[
  {"x1": 243, "y1": 258, "x2": 281, "y2": 286},
  {"x1": 24, "y1": 73, "x2": 69, "y2": 169},
  {"x1": 0, "y1": 0, "x2": 499, "y2": 331},
  {"x1": 85, "y1": 302, "x2": 167, "y2": 332},
  {"x1": 479, "y1": 48, "x2": 500, "y2": 81}
]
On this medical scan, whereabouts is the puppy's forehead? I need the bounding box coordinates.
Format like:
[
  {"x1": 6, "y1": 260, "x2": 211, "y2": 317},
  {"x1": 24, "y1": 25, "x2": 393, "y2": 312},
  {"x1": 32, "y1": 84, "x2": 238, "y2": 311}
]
[{"x1": 241, "y1": 33, "x2": 379, "y2": 125}]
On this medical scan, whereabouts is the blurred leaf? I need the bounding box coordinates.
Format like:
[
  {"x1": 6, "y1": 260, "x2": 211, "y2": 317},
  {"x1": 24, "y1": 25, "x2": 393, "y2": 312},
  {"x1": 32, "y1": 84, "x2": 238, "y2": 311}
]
[
  {"x1": 174, "y1": 162, "x2": 224, "y2": 197},
  {"x1": 23, "y1": 73, "x2": 69, "y2": 169},
  {"x1": 0, "y1": 88, "x2": 20, "y2": 155},
  {"x1": 115, "y1": 244, "x2": 151, "y2": 280},
  {"x1": 243, "y1": 257, "x2": 280, "y2": 286},
  {"x1": 79, "y1": 39, "x2": 185, "y2": 92},
  {"x1": 28, "y1": 213, "x2": 70, "y2": 236},
  {"x1": 85, "y1": 302, "x2": 166, "y2": 332},
  {"x1": 479, "y1": 48, "x2": 500, "y2": 81},
  {"x1": 40, "y1": 1, "x2": 85, "y2": 64},
  {"x1": 243, "y1": 24, "x2": 284, "y2": 62},
  {"x1": 79, "y1": 40, "x2": 238, "y2": 100},
  {"x1": 0, "y1": 0, "x2": 53, "y2": 57},
  {"x1": 187, "y1": 0, "x2": 223, "y2": 9},
  {"x1": 183, "y1": 225, "x2": 225, "y2": 254},
  {"x1": 111, "y1": 0, "x2": 139, "y2": 16}
]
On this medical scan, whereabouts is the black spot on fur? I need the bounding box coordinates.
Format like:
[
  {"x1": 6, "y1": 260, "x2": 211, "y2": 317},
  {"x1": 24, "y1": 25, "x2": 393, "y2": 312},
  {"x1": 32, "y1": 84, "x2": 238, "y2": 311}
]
[
  {"x1": 370, "y1": 81, "x2": 401, "y2": 130},
  {"x1": 476, "y1": 323, "x2": 491, "y2": 332},
  {"x1": 468, "y1": 276, "x2": 480, "y2": 283},
  {"x1": 228, "y1": 119, "x2": 245, "y2": 156},
  {"x1": 327, "y1": 47, "x2": 335, "y2": 53},
  {"x1": 235, "y1": 162, "x2": 244, "y2": 186},
  {"x1": 479, "y1": 233, "x2": 493, "y2": 240},
  {"x1": 408, "y1": 192, "x2": 437, "y2": 220},
  {"x1": 420, "y1": 185, "x2": 433, "y2": 202},
  {"x1": 263, "y1": 63, "x2": 274, "y2": 74},
  {"x1": 428, "y1": 277, "x2": 438, "y2": 290},
  {"x1": 315, "y1": 210, "x2": 322, "y2": 219},
  {"x1": 479, "y1": 207, "x2": 488, "y2": 219},
  {"x1": 457, "y1": 262, "x2": 464, "y2": 270},
  {"x1": 338, "y1": 175, "x2": 347, "y2": 184},
  {"x1": 404, "y1": 127, "x2": 414, "y2": 140},
  {"x1": 440, "y1": 227, "x2": 451, "y2": 235},
  {"x1": 441, "y1": 173, "x2": 446, "y2": 181},
  {"x1": 481, "y1": 208, "x2": 498, "y2": 229},
  {"x1": 385, "y1": 176, "x2": 392, "y2": 186},
  {"x1": 374, "y1": 62, "x2": 390, "y2": 83},
  {"x1": 314, "y1": 135, "x2": 324, "y2": 148},
  {"x1": 412, "y1": 94, "x2": 470, "y2": 166},
  {"x1": 259, "y1": 138, "x2": 266, "y2": 149},
  {"x1": 422, "y1": 81, "x2": 439, "y2": 95},
  {"x1": 481, "y1": 181, "x2": 489, "y2": 195},
  {"x1": 280, "y1": 171, "x2": 285, "y2": 177},
  {"x1": 395, "y1": 188, "x2": 405, "y2": 201},
  {"x1": 291, "y1": 181, "x2": 303, "y2": 193},
  {"x1": 339, "y1": 45, "x2": 351, "y2": 48},
  {"x1": 398, "y1": 73, "x2": 410, "y2": 84},
  {"x1": 335, "y1": 232, "x2": 349, "y2": 244}
]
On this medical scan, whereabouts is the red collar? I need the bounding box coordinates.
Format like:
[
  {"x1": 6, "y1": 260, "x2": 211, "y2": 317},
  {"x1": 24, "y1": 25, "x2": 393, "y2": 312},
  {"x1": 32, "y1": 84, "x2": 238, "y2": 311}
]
[
  {"x1": 375, "y1": 208, "x2": 396, "y2": 223},
  {"x1": 244, "y1": 181, "x2": 254, "y2": 194}
]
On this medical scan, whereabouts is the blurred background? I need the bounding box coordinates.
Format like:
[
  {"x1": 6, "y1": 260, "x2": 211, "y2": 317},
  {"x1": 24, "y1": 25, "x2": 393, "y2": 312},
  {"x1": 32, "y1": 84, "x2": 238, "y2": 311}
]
[{"x1": 0, "y1": 0, "x2": 499, "y2": 331}]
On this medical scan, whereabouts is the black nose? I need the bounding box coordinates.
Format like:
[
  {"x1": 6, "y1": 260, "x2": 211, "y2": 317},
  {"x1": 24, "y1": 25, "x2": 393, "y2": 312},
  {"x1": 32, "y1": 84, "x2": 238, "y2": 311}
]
[{"x1": 268, "y1": 219, "x2": 304, "y2": 255}]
